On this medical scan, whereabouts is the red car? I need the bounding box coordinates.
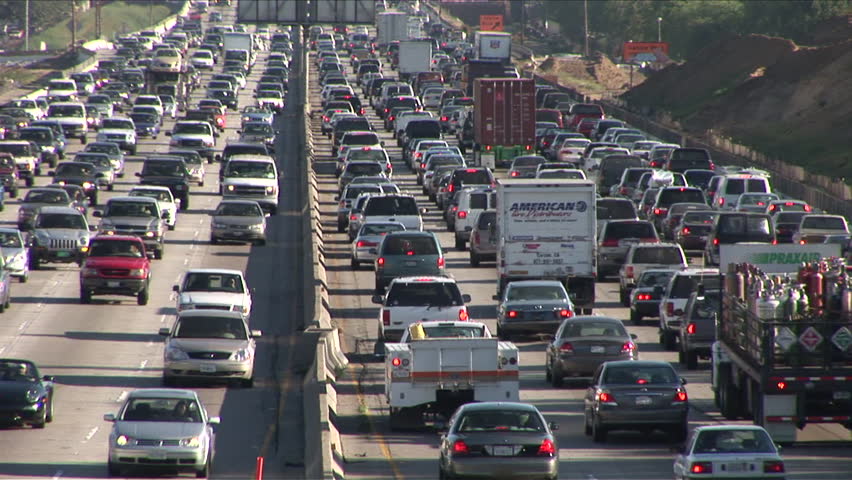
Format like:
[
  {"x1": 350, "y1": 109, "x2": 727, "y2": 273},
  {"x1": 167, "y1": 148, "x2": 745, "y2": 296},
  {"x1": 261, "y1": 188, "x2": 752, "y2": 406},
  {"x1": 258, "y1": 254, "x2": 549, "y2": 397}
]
[{"x1": 80, "y1": 235, "x2": 152, "y2": 305}]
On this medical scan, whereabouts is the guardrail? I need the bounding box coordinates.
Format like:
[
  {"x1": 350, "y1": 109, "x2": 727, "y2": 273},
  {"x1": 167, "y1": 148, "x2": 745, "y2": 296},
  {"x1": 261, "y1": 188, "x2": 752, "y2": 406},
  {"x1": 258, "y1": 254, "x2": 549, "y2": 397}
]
[{"x1": 300, "y1": 29, "x2": 348, "y2": 480}]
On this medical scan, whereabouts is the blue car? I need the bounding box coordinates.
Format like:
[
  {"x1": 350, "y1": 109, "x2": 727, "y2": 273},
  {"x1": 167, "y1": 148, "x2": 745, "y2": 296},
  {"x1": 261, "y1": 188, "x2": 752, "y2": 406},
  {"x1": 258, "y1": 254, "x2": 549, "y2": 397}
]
[{"x1": 129, "y1": 112, "x2": 160, "y2": 139}]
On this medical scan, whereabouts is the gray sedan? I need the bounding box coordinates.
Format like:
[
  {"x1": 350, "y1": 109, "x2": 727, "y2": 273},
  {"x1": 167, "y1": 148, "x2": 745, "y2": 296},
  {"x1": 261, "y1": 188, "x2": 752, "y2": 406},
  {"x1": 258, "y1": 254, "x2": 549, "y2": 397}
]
[
  {"x1": 350, "y1": 221, "x2": 405, "y2": 269},
  {"x1": 210, "y1": 200, "x2": 267, "y2": 246},
  {"x1": 439, "y1": 402, "x2": 559, "y2": 480},
  {"x1": 104, "y1": 388, "x2": 219, "y2": 477},
  {"x1": 495, "y1": 280, "x2": 575, "y2": 341},
  {"x1": 545, "y1": 316, "x2": 638, "y2": 388}
]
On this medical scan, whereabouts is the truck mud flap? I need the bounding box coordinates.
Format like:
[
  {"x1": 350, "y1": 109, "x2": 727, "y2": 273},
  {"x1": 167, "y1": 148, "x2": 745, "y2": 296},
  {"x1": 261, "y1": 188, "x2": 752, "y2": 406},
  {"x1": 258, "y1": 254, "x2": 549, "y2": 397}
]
[
  {"x1": 566, "y1": 276, "x2": 595, "y2": 308},
  {"x1": 434, "y1": 389, "x2": 475, "y2": 418}
]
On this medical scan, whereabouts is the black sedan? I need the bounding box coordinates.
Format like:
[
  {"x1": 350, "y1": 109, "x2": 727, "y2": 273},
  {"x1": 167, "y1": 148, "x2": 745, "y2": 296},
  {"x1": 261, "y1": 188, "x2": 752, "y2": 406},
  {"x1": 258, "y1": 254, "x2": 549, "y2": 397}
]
[
  {"x1": 0, "y1": 359, "x2": 54, "y2": 428},
  {"x1": 545, "y1": 316, "x2": 637, "y2": 388}
]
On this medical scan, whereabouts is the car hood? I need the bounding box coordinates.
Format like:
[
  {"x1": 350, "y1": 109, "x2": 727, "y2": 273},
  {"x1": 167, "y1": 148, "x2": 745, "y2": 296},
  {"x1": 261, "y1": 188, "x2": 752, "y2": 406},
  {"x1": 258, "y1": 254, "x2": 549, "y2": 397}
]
[
  {"x1": 99, "y1": 128, "x2": 133, "y2": 136},
  {"x1": 48, "y1": 116, "x2": 86, "y2": 125},
  {"x1": 179, "y1": 291, "x2": 245, "y2": 306},
  {"x1": 114, "y1": 421, "x2": 206, "y2": 438},
  {"x1": 36, "y1": 228, "x2": 88, "y2": 239},
  {"x1": 141, "y1": 175, "x2": 185, "y2": 185},
  {"x1": 169, "y1": 337, "x2": 250, "y2": 353},
  {"x1": 3, "y1": 247, "x2": 27, "y2": 258},
  {"x1": 101, "y1": 216, "x2": 159, "y2": 228},
  {"x1": 213, "y1": 215, "x2": 263, "y2": 226},
  {"x1": 0, "y1": 380, "x2": 41, "y2": 403},
  {"x1": 172, "y1": 134, "x2": 212, "y2": 141},
  {"x1": 85, "y1": 256, "x2": 148, "y2": 269},
  {"x1": 223, "y1": 178, "x2": 275, "y2": 187}
]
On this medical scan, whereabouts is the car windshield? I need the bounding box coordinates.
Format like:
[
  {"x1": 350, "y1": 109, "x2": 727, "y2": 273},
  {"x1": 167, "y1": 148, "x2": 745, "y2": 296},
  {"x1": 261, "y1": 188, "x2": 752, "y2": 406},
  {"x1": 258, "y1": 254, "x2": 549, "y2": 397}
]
[
  {"x1": 632, "y1": 247, "x2": 683, "y2": 264},
  {"x1": 348, "y1": 149, "x2": 386, "y2": 162},
  {"x1": 174, "y1": 123, "x2": 210, "y2": 134},
  {"x1": 25, "y1": 190, "x2": 68, "y2": 204},
  {"x1": 456, "y1": 409, "x2": 544, "y2": 433},
  {"x1": 48, "y1": 106, "x2": 83, "y2": 117},
  {"x1": 143, "y1": 162, "x2": 185, "y2": 177},
  {"x1": 36, "y1": 213, "x2": 85, "y2": 229},
  {"x1": 0, "y1": 232, "x2": 22, "y2": 248},
  {"x1": 215, "y1": 203, "x2": 262, "y2": 216},
  {"x1": 77, "y1": 155, "x2": 111, "y2": 169},
  {"x1": 364, "y1": 196, "x2": 418, "y2": 216},
  {"x1": 121, "y1": 398, "x2": 202, "y2": 423},
  {"x1": 0, "y1": 360, "x2": 35, "y2": 381},
  {"x1": 506, "y1": 285, "x2": 567, "y2": 301},
  {"x1": 562, "y1": 321, "x2": 626, "y2": 338},
  {"x1": 19, "y1": 130, "x2": 49, "y2": 141},
  {"x1": 182, "y1": 273, "x2": 244, "y2": 293},
  {"x1": 174, "y1": 316, "x2": 247, "y2": 340},
  {"x1": 130, "y1": 113, "x2": 157, "y2": 124},
  {"x1": 89, "y1": 240, "x2": 144, "y2": 257},
  {"x1": 86, "y1": 144, "x2": 119, "y2": 155},
  {"x1": 226, "y1": 161, "x2": 275, "y2": 178},
  {"x1": 0, "y1": 144, "x2": 30, "y2": 156},
  {"x1": 638, "y1": 271, "x2": 675, "y2": 288},
  {"x1": 361, "y1": 224, "x2": 404, "y2": 235},
  {"x1": 416, "y1": 325, "x2": 484, "y2": 339},
  {"x1": 243, "y1": 123, "x2": 272, "y2": 135},
  {"x1": 130, "y1": 190, "x2": 172, "y2": 202},
  {"x1": 102, "y1": 119, "x2": 133, "y2": 130},
  {"x1": 693, "y1": 429, "x2": 776, "y2": 454},
  {"x1": 682, "y1": 212, "x2": 717, "y2": 224},
  {"x1": 386, "y1": 283, "x2": 463, "y2": 306},
  {"x1": 106, "y1": 202, "x2": 157, "y2": 217},
  {"x1": 604, "y1": 365, "x2": 677, "y2": 384}
]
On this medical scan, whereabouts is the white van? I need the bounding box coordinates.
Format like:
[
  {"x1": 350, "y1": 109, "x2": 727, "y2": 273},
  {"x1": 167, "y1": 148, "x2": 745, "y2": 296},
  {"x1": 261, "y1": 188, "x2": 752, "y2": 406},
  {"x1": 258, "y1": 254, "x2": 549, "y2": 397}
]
[
  {"x1": 710, "y1": 173, "x2": 771, "y2": 210},
  {"x1": 453, "y1": 187, "x2": 496, "y2": 250}
]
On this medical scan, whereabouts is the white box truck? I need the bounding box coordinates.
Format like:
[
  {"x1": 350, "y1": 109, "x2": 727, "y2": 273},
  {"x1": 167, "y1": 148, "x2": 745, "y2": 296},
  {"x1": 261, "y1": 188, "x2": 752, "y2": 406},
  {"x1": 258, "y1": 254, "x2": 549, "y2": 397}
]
[
  {"x1": 377, "y1": 11, "x2": 409, "y2": 45},
  {"x1": 495, "y1": 178, "x2": 597, "y2": 312},
  {"x1": 398, "y1": 40, "x2": 432, "y2": 76},
  {"x1": 384, "y1": 335, "x2": 519, "y2": 430},
  {"x1": 474, "y1": 31, "x2": 512, "y2": 63},
  {"x1": 223, "y1": 32, "x2": 255, "y2": 66}
]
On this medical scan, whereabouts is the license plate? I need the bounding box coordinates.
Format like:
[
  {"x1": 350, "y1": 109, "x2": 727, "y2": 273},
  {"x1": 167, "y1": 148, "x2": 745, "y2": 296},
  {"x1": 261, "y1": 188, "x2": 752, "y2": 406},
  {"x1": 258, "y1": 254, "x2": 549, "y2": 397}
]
[
  {"x1": 635, "y1": 396, "x2": 652, "y2": 406},
  {"x1": 590, "y1": 345, "x2": 605, "y2": 354},
  {"x1": 107, "y1": 281, "x2": 120, "y2": 288},
  {"x1": 834, "y1": 391, "x2": 851, "y2": 400},
  {"x1": 232, "y1": 231, "x2": 244, "y2": 236},
  {"x1": 56, "y1": 251, "x2": 71, "y2": 258},
  {"x1": 149, "y1": 450, "x2": 167, "y2": 460},
  {"x1": 491, "y1": 445, "x2": 515, "y2": 456},
  {"x1": 725, "y1": 463, "x2": 746, "y2": 472},
  {"x1": 200, "y1": 364, "x2": 216, "y2": 373},
  {"x1": 404, "y1": 261, "x2": 417, "y2": 266}
]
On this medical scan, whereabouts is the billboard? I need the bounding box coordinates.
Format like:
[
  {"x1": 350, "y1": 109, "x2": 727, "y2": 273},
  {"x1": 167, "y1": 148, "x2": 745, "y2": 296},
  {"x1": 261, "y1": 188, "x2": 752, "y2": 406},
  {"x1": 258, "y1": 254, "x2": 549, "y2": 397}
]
[
  {"x1": 238, "y1": 0, "x2": 375, "y2": 24},
  {"x1": 480, "y1": 14, "x2": 504, "y2": 31},
  {"x1": 720, "y1": 244, "x2": 841, "y2": 274},
  {"x1": 622, "y1": 41, "x2": 669, "y2": 62}
]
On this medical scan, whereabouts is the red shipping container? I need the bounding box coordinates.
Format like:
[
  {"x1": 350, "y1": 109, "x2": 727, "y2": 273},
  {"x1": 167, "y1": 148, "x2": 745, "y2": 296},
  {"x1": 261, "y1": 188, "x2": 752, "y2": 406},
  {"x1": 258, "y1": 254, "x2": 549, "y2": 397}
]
[{"x1": 473, "y1": 78, "x2": 536, "y2": 148}]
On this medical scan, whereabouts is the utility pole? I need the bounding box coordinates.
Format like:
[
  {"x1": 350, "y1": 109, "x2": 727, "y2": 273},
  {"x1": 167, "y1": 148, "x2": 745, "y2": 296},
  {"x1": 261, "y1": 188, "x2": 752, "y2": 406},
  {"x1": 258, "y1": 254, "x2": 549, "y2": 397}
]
[
  {"x1": 149, "y1": 0, "x2": 154, "y2": 26},
  {"x1": 71, "y1": 0, "x2": 77, "y2": 52},
  {"x1": 96, "y1": 0, "x2": 103, "y2": 39},
  {"x1": 583, "y1": 0, "x2": 590, "y2": 58},
  {"x1": 520, "y1": 0, "x2": 525, "y2": 45},
  {"x1": 24, "y1": 0, "x2": 29, "y2": 51}
]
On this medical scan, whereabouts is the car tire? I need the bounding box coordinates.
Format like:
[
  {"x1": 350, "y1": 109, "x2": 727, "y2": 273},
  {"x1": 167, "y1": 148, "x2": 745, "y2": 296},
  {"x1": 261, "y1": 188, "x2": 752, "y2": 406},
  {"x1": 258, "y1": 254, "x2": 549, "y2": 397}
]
[
  {"x1": 199, "y1": 180, "x2": 204, "y2": 187},
  {"x1": 107, "y1": 183, "x2": 114, "y2": 191},
  {"x1": 544, "y1": 358, "x2": 552, "y2": 382},
  {"x1": 25, "y1": 177, "x2": 33, "y2": 187},
  {"x1": 168, "y1": 224, "x2": 175, "y2": 231},
  {"x1": 91, "y1": 192, "x2": 98, "y2": 205},
  {"x1": 80, "y1": 135, "x2": 87, "y2": 145},
  {"x1": 454, "y1": 237, "x2": 465, "y2": 251},
  {"x1": 672, "y1": 422, "x2": 689, "y2": 443},
  {"x1": 80, "y1": 288, "x2": 91, "y2": 304},
  {"x1": 337, "y1": 221, "x2": 345, "y2": 233},
  {"x1": 255, "y1": 239, "x2": 266, "y2": 247},
  {"x1": 162, "y1": 375, "x2": 177, "y2": 387},
  {"x1": 630, "y1": 309, "x2": 642, "y2": 325},
  {"x1": 686, "y1": 350, "x2": 698, "y2": 370},
  {"x1": 30, "y1": 253, "x2": 40, "y2": 270},
  {"x1": 130, "y1": 146, "x2": 137, "y2": 155},
  {"x1": 241, "y1": 377, "x2": 254, "y2": 388},
  {"x1": 45, "y1": 394, "x2": 54, "y2": 422},
  {"x1": 662, "y1": 331, "x2": 677, "y2": 351},
  {"x1": 0, "y1": 299, "x2": 5, "y2": 313},
  {"x1": 592, "y1": 415, "x2": 607, "y2": 443},
  {"x1": 550, "y1": 362, "x2": 563, "y2": 388},
  {"x1": 584, "y1": 414, "x2": 592, "y2": 436},
  {"x1": 10, "y1": 188, "x2": 17, "y2": 198},
  {"x1": 32, "y1": 403, "x2": 47, "y2": 428},
  {"x1": 195, "y1": 458, "x2": 210, "y2": 478},
  {"x1": 619, "y1": 288, "x2": 628, "y2": 306},
  {"x1": 469, "y1": 252, "x2": 480, "y2": 268},
  {"x1": 154, "y1": 247, "x2": 163, "y2": 260},
  {"x1": 210, "y1": 236, "x2": 218, "y2": 245},
  {"x1": 350, "y1": 258, "x2": 359, "y2": 270},
  {"x1": 137, "y1": 287, "x2": 149, "y2": 306},
  {"x1": 180, "y1": 196, "x2": 189, "y2": 210},
  {"x1": 678, "y1": 347, "x2": 686, "y2": 364},
  {"x1": 19, "y1": 273, "x2": 27, "y2": 283},
  {"x1": 107, "y1": 462, "x2": 120, "y2": 477}
]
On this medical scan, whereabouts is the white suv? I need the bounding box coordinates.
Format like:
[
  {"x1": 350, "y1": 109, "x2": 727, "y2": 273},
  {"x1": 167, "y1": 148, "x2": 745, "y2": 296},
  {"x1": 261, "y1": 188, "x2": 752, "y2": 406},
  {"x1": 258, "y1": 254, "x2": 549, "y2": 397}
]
[
  {"x1": 372, "y1": 276, "x2": 471, "y2": 342},
  {"x1": 452, "y1": 186, "x2": 495, "y2": 250},
  {"x1": 220, "y1": 155, "x2": 279, "y2": 214},
  {"x1": 658, "y1": 268, "x2": 721, "y2": 350},
  {"x1": 173, "y1": 268, "x2": 253, "y2": 319}
]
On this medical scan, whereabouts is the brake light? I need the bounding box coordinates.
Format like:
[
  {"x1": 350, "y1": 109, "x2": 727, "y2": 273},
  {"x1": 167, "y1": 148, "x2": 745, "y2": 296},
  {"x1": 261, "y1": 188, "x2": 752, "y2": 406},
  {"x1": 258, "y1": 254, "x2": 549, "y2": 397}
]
[
  {"x1": 447, "y1": 184, "x2": 455, "y2": 193},
  {"x1": 620, "y1": 341, "x2": 635, "y2": 353},
  {"x1": 687, "y1": 323, "x2": 696, "y2": 335},
  {"x1": 437, "y1": 257, "x2": 445, "y2": 267},
  {"x1": 763, "y1": 461, "x2": 785, "y2": 473},
  {"x1": 458, "y1": 309, "x2": 468, "y2": 321},
  {"x1": 640, "y1": 237, "x2": 659, "y2": 243},
  {"x1": 384, "y1": 108, "x2": 389, "y2": 113},
  {"x1": 510, "y1": 171, "x2": 519, "y2": 177},
  {"x1": 625, "y1": 266, "x2": 634, "y2": 278},
  {"x1": 420, "y1": 163, "x2": 426, "y2": 169},
  {"x1": 507, "y1": 310, "x2": 518, "y2": 318},
  {"x1": 718, "y1": 197, "x2": 725, "y2": 206},
  {"x1": 415, "y1": 152, "x2": 423, "y2": 158},
  {"x1": 619, "y1": 187, "x2": 628, "y2": 195},
  {"x1": 597, "y1": 392, "x2": 615, "y2": 403},
  {"x1": 537, "y1": 438, "x2": 556, "y2": 456},
  {"x1": 457, "y1": 210, "x2": 467, "y2": 219},
  {"x1": 653, "y1": 208, "x2": 667, "y2": 216},
  {"x1": 452, "y1": 440, "x2": 469, "y2": 455},
  {"x1": 349, "y1": 214, "x2": 358, "y2": 220},
  {"x1": 377, "y1": 257, "x2": 385, "y2": 267},
  {"x1": 388, "y1": 115, "x2": 395, "y2": 121},
  {"x1": 776, "y1": 381, "x2": 787, "y2": 390},
  {"x1": 360, "y1": 108, "x2": 365, "y2": 115},
  {"x1": 713, "y1": 238, "x2": 719, "y2": 246},
  {"x1": 682, "y1": 227, "x2": 691, "y2": 235},
  {"x1": 674, "y1": 390, "x2": 688, "y2": 402},
  {"x1": 559, "y1": 342, "x2": 573, "y2": 352},
  {"x1": 441, "y1": 116, "x2": 448, "y2": 121},
  {"x1": 666, "y1": 302, "x2": 674, "y2": 316},
  {"x1": 356, "y1": 240, "x2": 365, "y2": 247},
  {"x1": 690, "y1": 462, "x2": 712, "y2": 474},
  {"x1": 636, "y1": 293, "x2": 651, "y2": 301},
  {"x1": 383, "y1": 310, "x2": 390, "y2": 326},
  {"x1": 804, "y1": 204, "x2": 812, "y2": 212},
  {"x1": 601, "y1": 239, "x2": 618, "y2": 247}
]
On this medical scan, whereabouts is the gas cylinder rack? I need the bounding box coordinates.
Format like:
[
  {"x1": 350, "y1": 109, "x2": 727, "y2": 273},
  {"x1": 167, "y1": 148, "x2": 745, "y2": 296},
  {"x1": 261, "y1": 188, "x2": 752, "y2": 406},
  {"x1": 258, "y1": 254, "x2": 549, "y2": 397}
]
[{"x1": 712, "y1": 259, "x2": 852, "y2": 443}]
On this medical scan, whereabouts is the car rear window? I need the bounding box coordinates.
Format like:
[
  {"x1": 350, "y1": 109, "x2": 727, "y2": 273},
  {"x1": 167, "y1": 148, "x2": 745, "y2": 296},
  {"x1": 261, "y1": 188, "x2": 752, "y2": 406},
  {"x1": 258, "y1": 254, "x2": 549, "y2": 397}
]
[
  {"x1": 774, "y1": 212, "x2": 807, "y2": 224},
  {"x1": 343, "y1": 133, "x2": 380, "y2": 145},
  {"x1": 725, "y1": 178, "x2": 768, "y2": 195},
  {"x1": 344, "y1": 185, "x2": 382, "y2": 199},
  {"x1": 603, "y1": 365, "x2": 676, "y2": 384},
  {"x1": 345, "y1": 163, "x2": 383, "y2": 176},
  {"x1": 571, "y1": 104, "x2": 603, "y2": 116},
  {"x1": 382, "y1": 235, "x2": 438, "y2": 255},
  {"x1": 597, "y1": 200, "x2": 637, "y2": 221},
  {"x1": 453, "y1": 170, "x2": 492, "y2": 187},
  {"x1": 456, "y1": 409, "x2": 544, "y2": 433},
  {"x1": 468, "y1": 192, "x2": 492, "y2": 210},
  {"x1": 658, "y1": 189, "x2": 706, "y2": 207},
  {"x1": 802, "y1": 216, "x2": 846, "y2": 230},
  {"x1": 625, "y1": 168, "x2": 651, "y2": 185},
  {"x1": 364, "y1": 196, "x2": 419, "y2": 215},
  {"x1": 406, "y1": 120, "x2": 441, "y2": 139},
  {"x1": 670, "y1": 274, "x2": 722, "y2": 298},
  {"x1": 718, "y1": 215, "x2": 771, "y2": 235},
  {"x1": 386, "y1": 282, "x2": 463, "y2": 306},
  {"x1": 638, "y1": 270, "x2": 675, "y2": 287},
  {"x1": 476, "y1": 211, "x2": 496, "y2": 229},
  {"x1": 632, "y1": 247, "x2": 683, "y2": 264},
  {"x1": 604, "y1": 222, "x2": 656, "y2": 240},
  {"x1": 682, "y1": 212, "x2": 717, "y2": 224}
]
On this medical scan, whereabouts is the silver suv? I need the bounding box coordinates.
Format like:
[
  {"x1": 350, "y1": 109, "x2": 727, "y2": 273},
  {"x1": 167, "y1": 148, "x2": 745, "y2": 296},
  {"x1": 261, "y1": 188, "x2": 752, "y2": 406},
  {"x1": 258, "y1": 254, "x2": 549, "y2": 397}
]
[
  {"x1": 93, "y1": 197, "x2": 167, "y2": 259},
  {"x1": 30, "y1": 206, "x2": 94, "y2": 268}
]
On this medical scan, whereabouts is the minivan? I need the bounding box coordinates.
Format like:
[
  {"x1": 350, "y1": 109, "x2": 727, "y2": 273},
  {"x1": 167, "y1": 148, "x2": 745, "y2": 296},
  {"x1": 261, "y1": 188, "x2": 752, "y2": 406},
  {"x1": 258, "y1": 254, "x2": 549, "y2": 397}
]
[
  {"x1": 362, "y1": 194, "x2": 424, "y2": 231},
  {"x1": 704, "y1": 212, "x2": 775, "y2": 266},
  {"x1": 374, "y1": 231, "x2": 445, "y2": 292},
  {"x1": 446, "y1": 167, "x2": 495, "y2": 204},
  {"x1": 711, "y1": 174, "x2": 771, "y2": 210},
  {"x1": 453, "y1": 187, "x2": 496, "y2": 250}
]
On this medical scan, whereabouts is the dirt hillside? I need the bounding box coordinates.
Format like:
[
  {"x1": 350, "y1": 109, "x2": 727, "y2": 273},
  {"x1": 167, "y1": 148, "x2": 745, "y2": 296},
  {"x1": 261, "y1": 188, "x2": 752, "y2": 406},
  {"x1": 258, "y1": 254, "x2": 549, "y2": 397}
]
[
  {"x1": 622, "y1": 32, "x2": 852, "y2": 179},
  {"x1": 534, "y1": 53, "x2": 644, "y2": 99}
]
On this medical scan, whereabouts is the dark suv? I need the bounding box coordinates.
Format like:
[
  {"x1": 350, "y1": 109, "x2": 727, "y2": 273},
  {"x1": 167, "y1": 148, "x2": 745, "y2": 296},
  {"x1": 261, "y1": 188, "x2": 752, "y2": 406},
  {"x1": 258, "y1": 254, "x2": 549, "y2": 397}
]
[
  {"x1": 704, "y1": 212, "x2": 775, "y2": 266},
  {"x1": 649, "y1": 187, "x2": 707, "y2": 232},
  {"x1": 663, "y1": 148, "x2": 714, "y2": 173},
  {"x1": 135, "y1": 157, "x2": 191, "y2": 209}
]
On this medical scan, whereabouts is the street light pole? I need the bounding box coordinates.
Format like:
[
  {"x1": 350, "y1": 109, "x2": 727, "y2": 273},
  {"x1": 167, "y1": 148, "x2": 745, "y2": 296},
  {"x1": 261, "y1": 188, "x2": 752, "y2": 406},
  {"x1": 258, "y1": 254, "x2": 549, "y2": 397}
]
[
  {"x1": 657, "y1": 17, "x2": 662, "y2": 42},
  {"x1": 583, "y1": 0, "x2": 590, "y2": 58},
  {"x1": 24, "y1": 0, "x2": 29, "y2": 51}
]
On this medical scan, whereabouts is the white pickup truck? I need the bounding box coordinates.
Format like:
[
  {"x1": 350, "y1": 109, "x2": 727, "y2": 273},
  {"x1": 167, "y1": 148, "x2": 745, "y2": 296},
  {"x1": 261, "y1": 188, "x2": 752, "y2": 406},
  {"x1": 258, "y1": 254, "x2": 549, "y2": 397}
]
[{"x1": 384, "y1": 322, "x2": 519, "y2": 430}]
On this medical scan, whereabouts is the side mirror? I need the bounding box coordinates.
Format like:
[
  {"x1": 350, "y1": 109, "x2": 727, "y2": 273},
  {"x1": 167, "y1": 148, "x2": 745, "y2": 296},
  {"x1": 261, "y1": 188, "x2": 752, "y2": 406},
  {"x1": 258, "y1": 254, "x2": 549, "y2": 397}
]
[
  {"x1": 89, "y1": 225, "x2": 98, "y2": 232},
  {"x1": 548, "y1": 421, "x2": 559, "y2": 431},
  {"x1": 92, "y1": 210, "x2": 102, "y2": 217},
  {"x1": 680, "y1": 377, "x2": 688, "y2": 385},
  {"x1": 462, "y1": 294, "x2": 471, "y2": 303},
  {"x1": 165, "y1": 131, "x2": 172, "y2": 136},
  {"x1": 146, "y1": 251, "x2": 155, "y2": 259},
  {"x1": 420, "y1": 207, "x2": 428, "y2": 214},
  {"x1": 208, "y1": 416, "x2": 221, "y2": 425},
  {"x1": 96, "y1": 172, "x2": 105, "y2": 178},
  {"x1": 135, "y1": 172, "x2": 141, "y2": 177},
  {"x1": 215, "y1": 154, "x2": 222, "y2": 162},
  {"x1": 158, "y1": 327, "x2": 170, "y2": 336},
  {"x1": 492, "y1": 294, "x2": 500, "y2": 301},
  {"x1": 371, "y1": 294, "x2": 384, "y2": 304},
  {"x1": 42, "y1": 375, "x2": 54, "y2": 382},
  {"x1": 250, "y1": 329, "x2": 263, "y2": 337},
  {"x1": 172, "y1": 284, "x2": 180, "y2": 292},
  {"x1": 103, "y1": 413, "x2": 116, "y2": 422},
  {"x1": 630, "y1": 333, "x2": 638, "y2": 340},
  {"x1": 161, "y1": 211, "x2": 170, "y2": 219},
  {"x1": 334, "y1": 195, "x2": 339, "y2": 201}
]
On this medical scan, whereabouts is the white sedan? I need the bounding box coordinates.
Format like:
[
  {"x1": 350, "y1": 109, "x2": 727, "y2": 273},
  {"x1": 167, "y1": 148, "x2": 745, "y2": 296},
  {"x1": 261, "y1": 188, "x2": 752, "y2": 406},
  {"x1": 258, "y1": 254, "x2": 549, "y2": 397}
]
[
  {"x1": 673, "y1": 425, "x2": 786, "y2": 479},
  {"x1": 173, "y1": 269, "x2": 253, "y2": 319},
  {"x1": 128, "y1": 186, "x2": 178, "y2": 230}
]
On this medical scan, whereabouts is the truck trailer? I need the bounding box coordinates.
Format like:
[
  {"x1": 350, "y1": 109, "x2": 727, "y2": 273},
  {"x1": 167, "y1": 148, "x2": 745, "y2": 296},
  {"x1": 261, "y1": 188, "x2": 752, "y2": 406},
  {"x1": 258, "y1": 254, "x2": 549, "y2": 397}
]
[{"x1": 473, "y1": 78, "x2": 536, "y2": 168}]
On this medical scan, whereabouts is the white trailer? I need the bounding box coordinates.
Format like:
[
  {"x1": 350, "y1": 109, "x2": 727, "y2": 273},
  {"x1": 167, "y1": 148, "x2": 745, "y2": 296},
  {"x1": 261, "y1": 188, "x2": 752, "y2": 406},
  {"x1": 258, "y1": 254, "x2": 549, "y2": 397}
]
[
  {"x1": 384, "y1": 337, "x2": 519, "y2": 429},
  {"x1": 496, "y1": 179, "x2": 598, "y2": 312},
  {"x1": 474, "y1": 31, "x2": 512, "y2": 63},
  {"x1": 377, "y1": 11, "x2": 410, "y2": 45},
  {"x1": 398, "y1": 40, "x2": 432, "y2": 76}
]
